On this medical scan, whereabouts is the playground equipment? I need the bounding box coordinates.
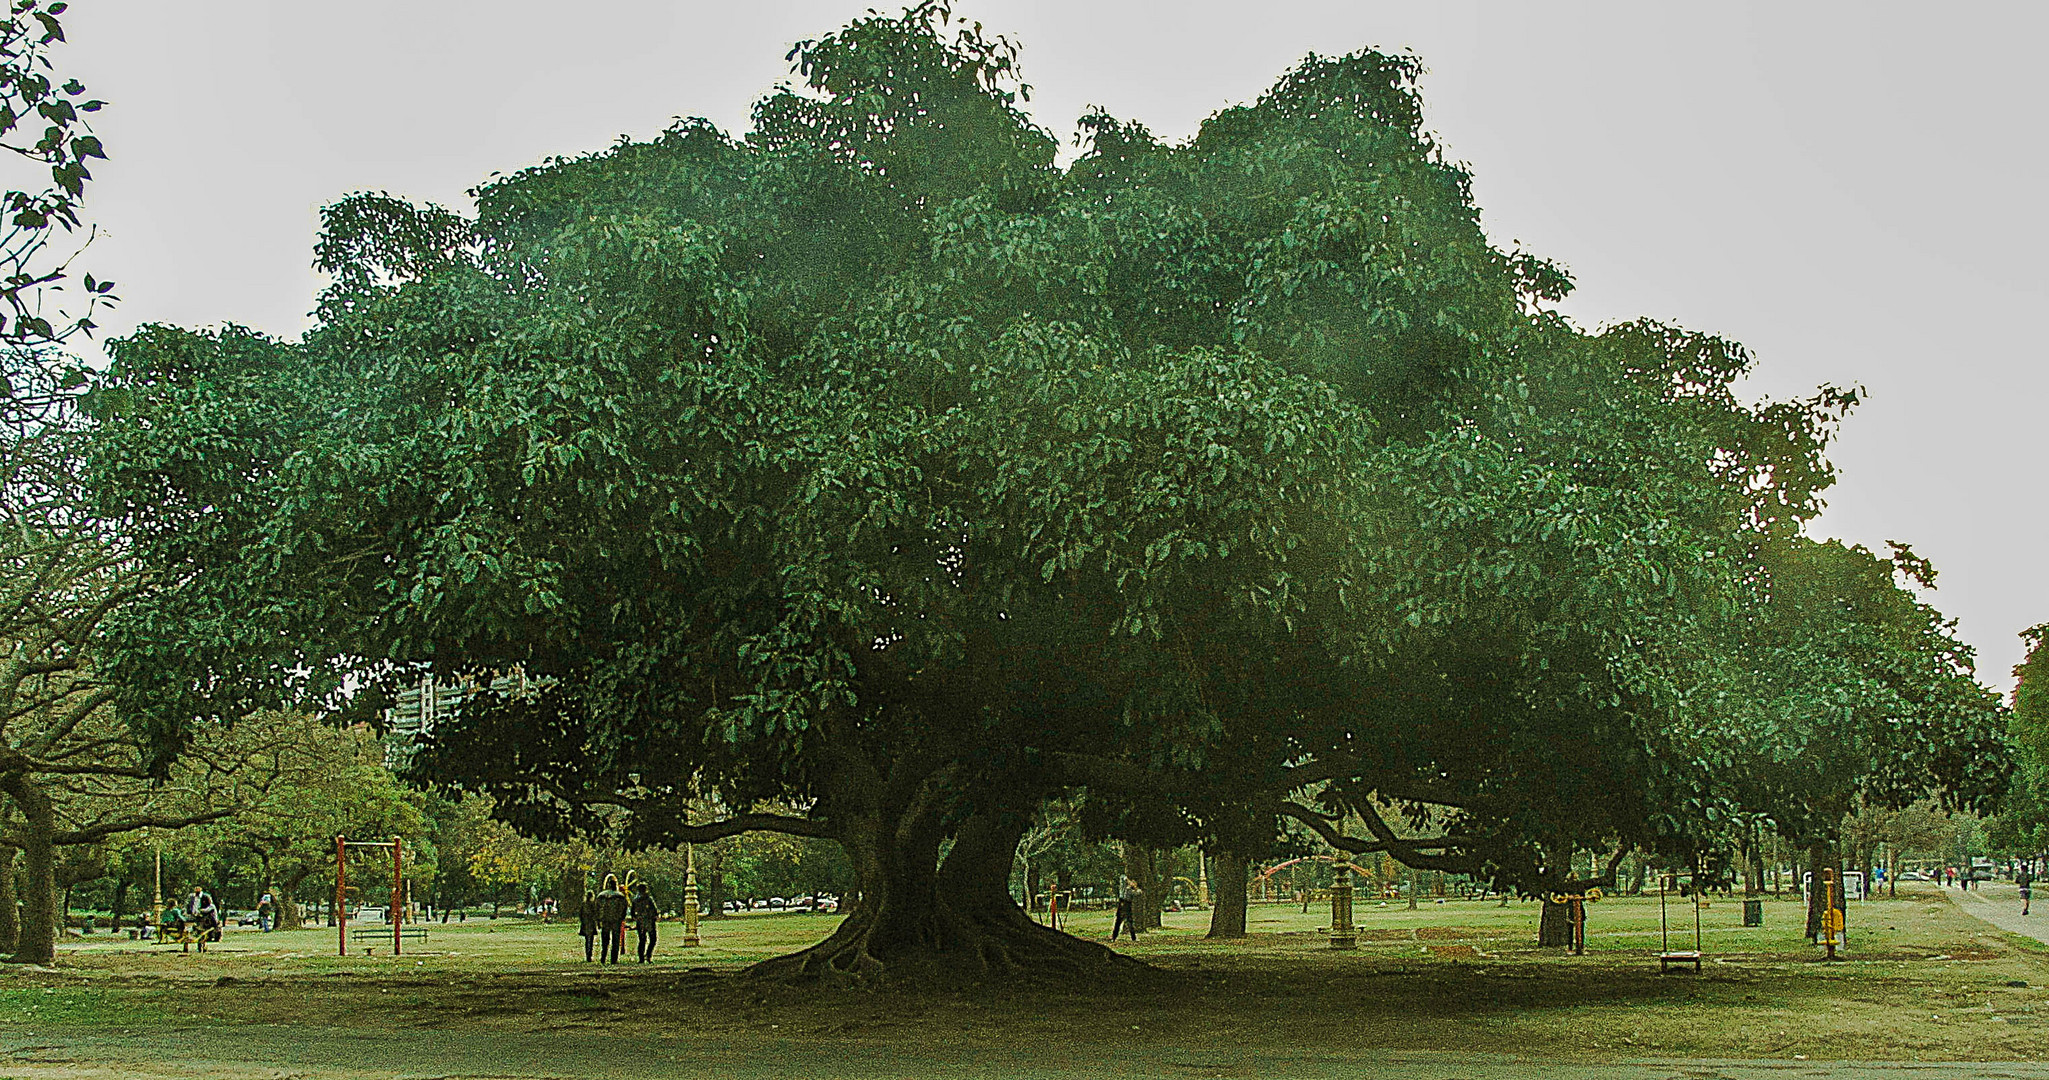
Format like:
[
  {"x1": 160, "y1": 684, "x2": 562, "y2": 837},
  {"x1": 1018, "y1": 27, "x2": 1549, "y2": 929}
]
[
  {"x1": 1658, "y1": 870, "x2": 1703, "y2": 972},
  {"x1": 335, "y1": 835, "x2": 408, "y2": 957},
  {"x1": 1254, "y1": 854, "x2": 1377, "y2": 895},
  {"x1": 1817, "y1": 867, "x2": 1844, "y2": 960},
  {"x1": 1549, "y1": 886, "x2": 1600, "y2": 955}
]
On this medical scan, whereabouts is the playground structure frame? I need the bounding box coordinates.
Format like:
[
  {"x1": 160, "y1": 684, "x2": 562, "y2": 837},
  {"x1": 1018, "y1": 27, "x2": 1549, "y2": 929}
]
[{"x1": 335, "y1": 834, "x2": 406, "y2": 957}]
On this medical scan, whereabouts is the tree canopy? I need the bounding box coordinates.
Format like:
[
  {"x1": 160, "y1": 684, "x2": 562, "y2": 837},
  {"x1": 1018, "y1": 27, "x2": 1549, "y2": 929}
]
[{"x1": 84, "y1": 4, "x2": 2007, "y2": 979}]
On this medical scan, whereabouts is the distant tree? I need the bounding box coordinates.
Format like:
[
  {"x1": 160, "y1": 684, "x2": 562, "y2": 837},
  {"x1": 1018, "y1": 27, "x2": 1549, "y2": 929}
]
[
  {"x1": 1989, "y1": 625, "x2": 2049, "y2": 859},
  {"x1": 170, "y1": 715, "x2": 426, "y2": 929},
  {"x1": 1718, "y1": 539, "x2": 2007, "y2": 936}
]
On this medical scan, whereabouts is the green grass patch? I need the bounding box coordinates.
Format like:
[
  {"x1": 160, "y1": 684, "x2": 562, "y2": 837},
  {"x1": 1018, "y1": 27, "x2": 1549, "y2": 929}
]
[{"x1": 0, "y1": 985, "x2": 141, "y2": 1027}]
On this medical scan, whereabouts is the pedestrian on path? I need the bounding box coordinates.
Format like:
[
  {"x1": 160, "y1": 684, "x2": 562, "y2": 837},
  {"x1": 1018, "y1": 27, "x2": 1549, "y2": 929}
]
[
  {"x1": 631, "y1": 882, "x2": 659, "y2": 962},
  {"x1": 596, "y1": 875, "x2": 629, "y2": 963},
  {"x1": 2020, "y1": 865, "x2": 2035, "y2": 916},
  {"x1": 577, "y1": 889, "x2": 599, "y2": 961}
]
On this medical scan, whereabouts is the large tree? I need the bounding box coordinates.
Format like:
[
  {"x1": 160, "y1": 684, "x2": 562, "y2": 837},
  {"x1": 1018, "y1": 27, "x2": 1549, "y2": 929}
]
[
  {"x1": 0, "y1": 0, "x2": 163, "y2": 965},
  {"x1": 86, "y1": 4, "x2": 2004, "y2": 980}
]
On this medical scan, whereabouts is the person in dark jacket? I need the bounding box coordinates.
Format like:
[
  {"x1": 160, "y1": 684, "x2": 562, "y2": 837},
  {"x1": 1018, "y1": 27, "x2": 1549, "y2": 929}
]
[
  {"x1": 595, "y1": 875, "x2": 629, "y2": 963},
  {"x1": 630, "y1": 882, "x2": 659, "y2": 962},
  {"x1": 1111, "y1": 877, "x2": 1140, "y2": 942},
  {"x1": 577, "y1": 889, "x2": 599, "y2": 961}
]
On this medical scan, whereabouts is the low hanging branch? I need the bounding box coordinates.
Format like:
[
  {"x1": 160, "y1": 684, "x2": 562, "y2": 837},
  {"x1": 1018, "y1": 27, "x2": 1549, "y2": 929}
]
[
  {"x1": 1278, "y1": 799, "x2": 1481, "y2": 875},
  {"x1": 44, "y1": 807, "x2": 236, "y2": 847}
]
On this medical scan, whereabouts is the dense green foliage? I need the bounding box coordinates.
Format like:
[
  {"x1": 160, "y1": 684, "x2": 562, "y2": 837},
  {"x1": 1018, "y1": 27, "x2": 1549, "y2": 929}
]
[
  {"x1": 84, "y1": 5, "x2": 2007, "y2": 974},
  {"x1": 1990, "y1": 626, "x2": 2049, "y2": 857}
]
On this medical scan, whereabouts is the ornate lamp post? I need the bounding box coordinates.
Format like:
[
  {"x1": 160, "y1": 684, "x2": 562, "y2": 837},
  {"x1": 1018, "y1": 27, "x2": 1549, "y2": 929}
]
[
  {"x1": 682, "y1": 842, "x2": 702, "y2": 947},
  {"x1": 1329, "y1": 854, "x2": 1357, "y2": 950}
]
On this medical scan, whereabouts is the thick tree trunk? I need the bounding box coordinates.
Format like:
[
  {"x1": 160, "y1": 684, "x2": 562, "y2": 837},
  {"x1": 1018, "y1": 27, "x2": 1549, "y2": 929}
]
[
  {"x1": 750, "y1": 806, "x2": 1134, "y2": 984},
  {"x1": 111, "y1": 878, "x2": 129, "y2": 933},
  {"x1": 1537, "y1": 898, "x2": 1576, "y2": 948},
  {"x1": 1206, "y1": 851, "x2": 1248, "y2": 939},
  {"x1": 1804, "y1": 841, "x2": 1845, "y2": 941},
  {"x1": 1123, "y1": 844, "x2": 1161, "y2": 930},
  {"x1": 276, "y1": 867, "x2": 316, "y2": 931},
  {"x1": 0, "y1": 845, "x2": 18, "y2": 954},
  {"x1": 3, "y1": 777, "x2": 59, "y2": 964}
]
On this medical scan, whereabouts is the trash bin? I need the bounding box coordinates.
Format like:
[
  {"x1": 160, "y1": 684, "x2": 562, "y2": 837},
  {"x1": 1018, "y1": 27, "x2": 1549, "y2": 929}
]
[{"x1": 1743, "y1": 899, "x2": 1763, "y2": 926}]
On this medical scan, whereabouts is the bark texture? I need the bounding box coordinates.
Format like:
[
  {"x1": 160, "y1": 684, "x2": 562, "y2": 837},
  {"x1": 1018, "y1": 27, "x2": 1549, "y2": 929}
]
[
  {"x1": 1206, "y1": 851, "x2": 1248, "y2": 939},
  {"x1": 1122, "y1": 844, "x2": 1161, "y2": 930},
  {"x1": 275, "y1": 867, "x2": 316, "y2": 930},
  {"x1": 749, "y1": 806, "x2": 1133, "y2": 985},
  {"x1": 0, "y1": 844, "x2": 18, "y2": 953},
  {"x1": 3, "y1": 776, "x2": 58, "y2": 964},
  {"x1": 1537, "y1": 898, "x2": 1576, "y2": 948}
]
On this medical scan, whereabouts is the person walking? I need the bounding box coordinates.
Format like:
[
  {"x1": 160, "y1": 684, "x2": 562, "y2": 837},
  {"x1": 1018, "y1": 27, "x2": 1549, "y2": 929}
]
[
  {"x1": 1111, "y1": 877, "x2": 1140, "y2": 942},
  {"x1": 2020, "y1": 864, "x2": 2035, "y2": 916},
  {"x1": 577, "y1": 889, "x2": 599, "y2": 961},
  {"x1": 596, "y1": 875, "x2": 629, "y2": 964},
  {"x1": 256, "y1": 891, "x2": 275, "y2": 933},
  {"x1": 631, "y1": 881, "x2": 659, "y2": 963}
]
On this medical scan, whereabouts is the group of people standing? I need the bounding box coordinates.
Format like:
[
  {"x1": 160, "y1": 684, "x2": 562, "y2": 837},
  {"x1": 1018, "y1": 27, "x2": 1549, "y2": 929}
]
[{"x1": 577, "y1": 875, "x2": 661, "y2": 963}]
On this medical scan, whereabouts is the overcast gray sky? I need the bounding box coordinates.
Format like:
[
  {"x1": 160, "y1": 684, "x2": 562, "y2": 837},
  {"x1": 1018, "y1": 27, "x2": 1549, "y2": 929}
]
[{"x1": 64, "y1": 1, "x2": 2047, "y2": 692}]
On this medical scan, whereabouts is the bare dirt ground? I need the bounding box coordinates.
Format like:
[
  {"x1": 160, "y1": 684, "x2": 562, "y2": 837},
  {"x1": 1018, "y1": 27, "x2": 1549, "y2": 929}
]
[{"x1": 7, "y1": 884, "x2": 2049, "y2": 1078}]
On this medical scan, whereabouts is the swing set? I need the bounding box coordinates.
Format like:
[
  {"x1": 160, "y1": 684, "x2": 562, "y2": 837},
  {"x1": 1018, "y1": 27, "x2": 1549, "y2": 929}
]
[
  {"x1": 1658, "y1": 869, "x2": 1704, "y2": 972},
  {"x1": 335, "y1": 835, "x2": 409, "y2": 956}
]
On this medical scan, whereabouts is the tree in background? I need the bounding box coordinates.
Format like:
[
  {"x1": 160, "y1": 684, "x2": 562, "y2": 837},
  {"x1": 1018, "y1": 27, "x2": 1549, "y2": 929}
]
[
  {"x1": 1717, "y1": 539, "x2": 2007, "y2": 937},
  {"x1": 1990, "y1": 625, "x2": 2049, "y2": 861},
  {"x1": 169, "y1": 715, "x2": 427, "y2": 930}
]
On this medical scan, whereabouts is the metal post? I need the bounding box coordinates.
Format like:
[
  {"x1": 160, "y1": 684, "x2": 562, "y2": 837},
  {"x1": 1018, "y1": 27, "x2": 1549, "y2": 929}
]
[
  {"x1": 682, "y1": 843, "x2": 702, "y2": 947},
  {"x1": 336, "y1": 835, "x2": 348, "y2": 957},
  {"x1": 152, "y1": 840, "x2": 162, "y2": 938},
  {"x1": 1196, "y1": 853, "x2": 1210, "y2": 908},
  {"x1": 1329, "y1": 858, "x2": 1356, "y2": 950},
  {"x1": 392, "y1": 836, "x2": 404, "y2": 957}
]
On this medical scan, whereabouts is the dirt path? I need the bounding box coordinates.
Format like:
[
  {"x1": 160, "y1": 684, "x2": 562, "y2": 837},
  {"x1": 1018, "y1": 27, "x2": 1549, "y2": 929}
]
[{"x1": 8, "y1": 1023, "x2": 2049, "y2": 1080}]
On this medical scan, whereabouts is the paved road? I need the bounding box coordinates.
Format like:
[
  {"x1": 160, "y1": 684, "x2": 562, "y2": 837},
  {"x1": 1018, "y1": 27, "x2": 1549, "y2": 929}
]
[
  {"x1": 1951, "y1": 881, "x2": 2048, "y2": 945},
  {"x1": 8, "y1": 1024, "x2": 2049, "y2": 1080}
]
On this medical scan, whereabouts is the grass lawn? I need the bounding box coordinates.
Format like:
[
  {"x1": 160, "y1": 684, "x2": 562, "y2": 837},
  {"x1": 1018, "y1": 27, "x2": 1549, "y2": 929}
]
[{"x1": 7, "y1": 883, "x2": 2047, "y2": 1062}]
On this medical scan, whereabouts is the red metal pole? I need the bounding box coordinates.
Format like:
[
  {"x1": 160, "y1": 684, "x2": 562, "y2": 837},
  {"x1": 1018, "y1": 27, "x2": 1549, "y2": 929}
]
[
  {"x1": 336, "y1": 835, "x2": 347, "y2": 957},
  {"x1": 392, "y1": 836, "x2": 404, "y2": 957}
]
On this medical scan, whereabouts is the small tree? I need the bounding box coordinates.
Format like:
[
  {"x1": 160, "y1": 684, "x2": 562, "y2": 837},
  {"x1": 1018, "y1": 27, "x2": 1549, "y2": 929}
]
[{"x1": 170, "y1": 715, "x2": 426, "y2": 929}]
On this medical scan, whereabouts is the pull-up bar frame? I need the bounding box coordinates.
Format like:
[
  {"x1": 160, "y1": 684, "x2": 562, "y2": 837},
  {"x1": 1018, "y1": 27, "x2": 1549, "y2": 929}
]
[{"x1": 336, "y1": 835, "x2": 405, "y2": 957}]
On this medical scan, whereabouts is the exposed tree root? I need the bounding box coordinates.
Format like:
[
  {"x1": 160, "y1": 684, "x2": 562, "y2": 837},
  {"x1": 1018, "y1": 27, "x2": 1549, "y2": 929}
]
[{"x1": 745, "y1": 899, "x2": 1144, "y2": 988}]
